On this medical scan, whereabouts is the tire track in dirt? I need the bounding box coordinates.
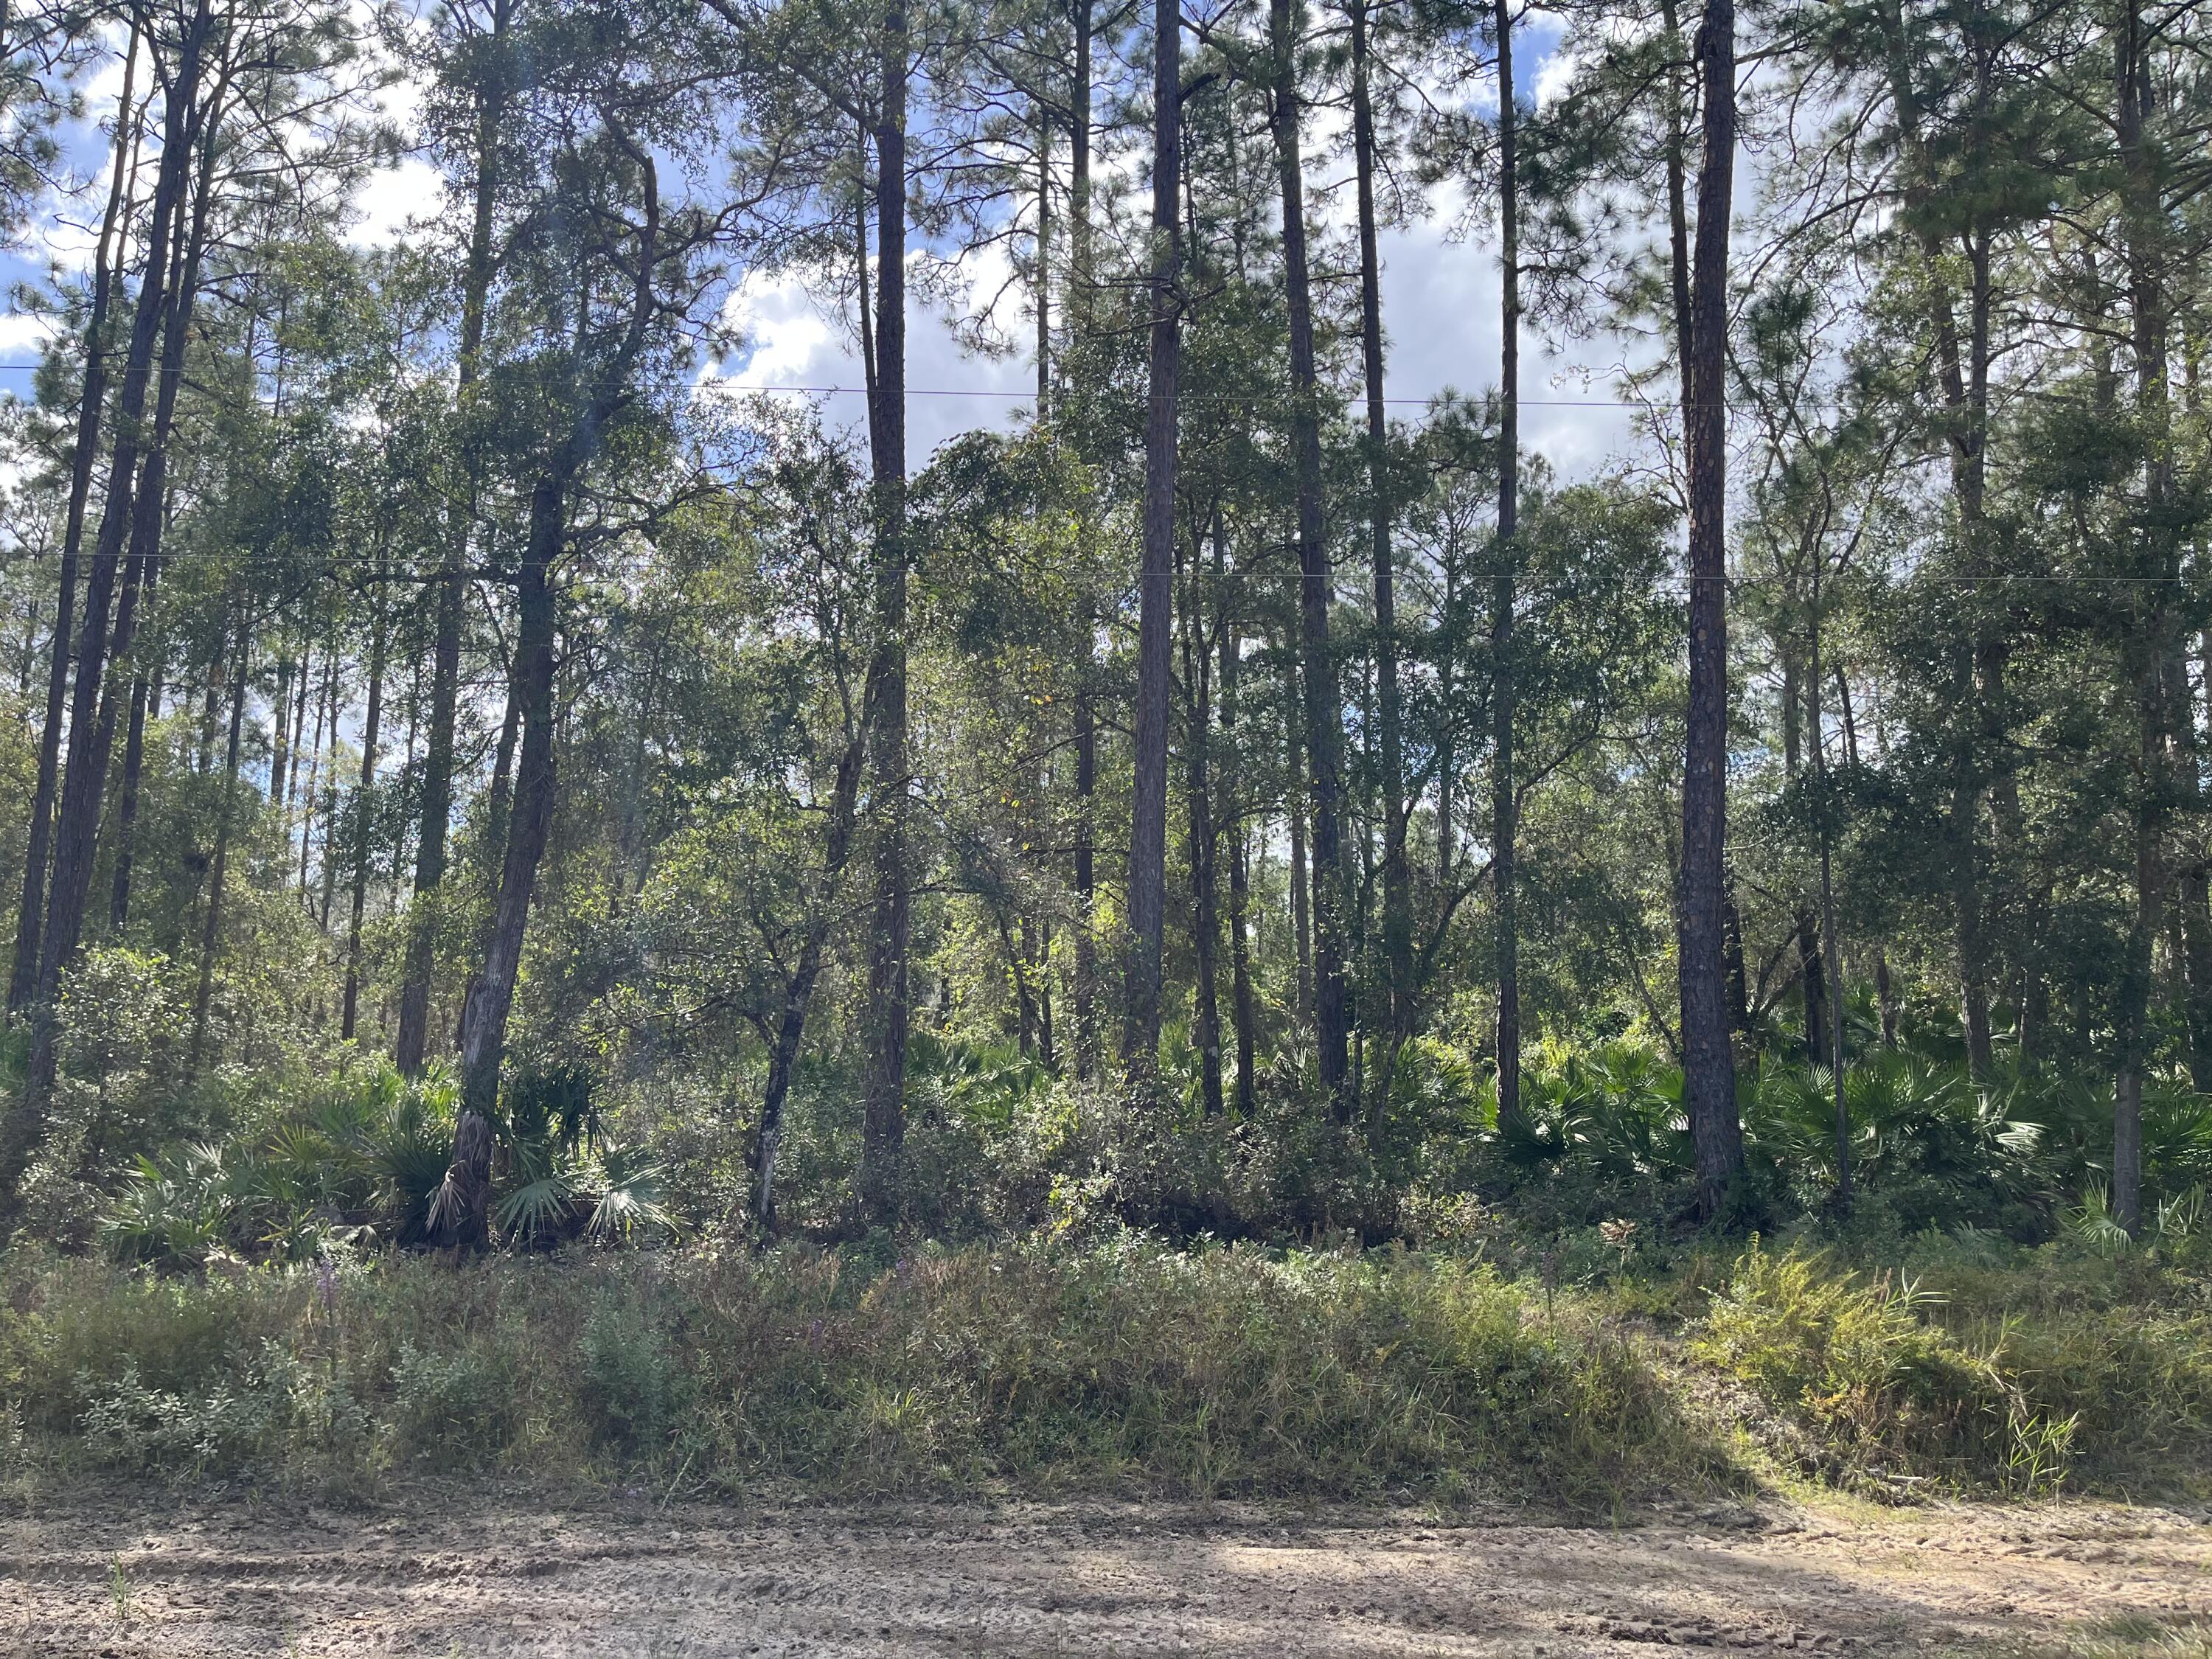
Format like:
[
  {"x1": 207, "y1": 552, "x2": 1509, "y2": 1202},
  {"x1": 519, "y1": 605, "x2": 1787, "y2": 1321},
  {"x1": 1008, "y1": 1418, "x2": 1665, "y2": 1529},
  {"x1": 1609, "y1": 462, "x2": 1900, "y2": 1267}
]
[{"x1": 3, "y1": 1490, "x2": 2205, "y2": 1656}]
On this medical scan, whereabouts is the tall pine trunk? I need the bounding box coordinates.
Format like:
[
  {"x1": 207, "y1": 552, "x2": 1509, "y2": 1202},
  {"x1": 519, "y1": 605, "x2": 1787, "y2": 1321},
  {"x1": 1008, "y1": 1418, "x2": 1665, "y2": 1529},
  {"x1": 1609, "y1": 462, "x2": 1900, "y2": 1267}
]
[
  {"x1": 1877, "y1": 0, "x2": 1996, "y2": 1076},
  {"x1": 1491, "y1": 0, "x2": 1523, "y2": 1135},
  {"x1": 1782, "y1": 658, "x2": 1827, "y2": 1067},
  {"x1": 341, "y1": 582, "x2": 389, "y2": 1040},
  {"x1": 1677, "y1": 0, "x2": 1746, "y2": 1217},
  {"x1": 107, "y1": 569, "x2": 161, "y2": 930},
  {"x1": 1123, "y1": 0, "x2": 1180, "y2": 1076},
  {"x1": 398, "y1": 0, "x2": 510, "y2": 1076},
  {"x1": 2112, "y1": 0, "x2": 2171, "y2": 1236},
  {"x1": 1351, "y1": 0, "x2": 1410, "y2": 1046},
  {"x1": 270, "y1": 647, "x2": 292, "y2": 811},
  {"x1": 1809, "y1": 596, "x2": 1851, "y2": 1201},
  {"x1": 5, "y1": 4, "x2": 214, "y2": 1224},
  {"x1": 2182, "y1": 635, "x2": 2212, "y2": 1090},
  {"x1": 446, "y1": 512, "x2": 560, "y2": 1249},
  {"x1": 1220, "y1": 584, "x2": 1257, "y2": 1116},
  {"x1": 755, "y1": 714, "x2": 868, "y2": 1234},
  {"x1": 859, "y1": 4, "x2": 913, "y2": 1208},
  {"x1": 439, "y1": 147, "x2": 662, "y2": 1251},
  {"x1": 1067, "y1": 0, "x2": 1099, "y2": 1080},
  {"x1": 1182, "y1": 529, "x2": 1222, "y2": 1116},
  {"x1": 186, "y1": 627, "x2": 248, "y2": 1075},
  {"x1": 284, "y1": 644, "x2": 312, "y2": 815},
  {"x1": 299, "y1": 648, "x2": 333, "y2": 901},
  {"x1": 8, "y1": 25, "x2": 142, "y2": 1012},
  {"x1": 1269, "y1": 0, "x2": 1349, "y2": 1111},
  {"x1": 1288, "y1": 691, "x2": 1313, "y2": 1028}
]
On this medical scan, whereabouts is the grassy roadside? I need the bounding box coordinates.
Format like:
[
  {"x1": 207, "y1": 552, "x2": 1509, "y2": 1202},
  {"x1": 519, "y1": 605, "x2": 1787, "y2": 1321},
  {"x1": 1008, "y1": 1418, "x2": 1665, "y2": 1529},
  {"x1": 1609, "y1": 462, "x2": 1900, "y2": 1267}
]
[{"x1": 4, "y1": 1231, "x2": 2209, "y2": 1510}]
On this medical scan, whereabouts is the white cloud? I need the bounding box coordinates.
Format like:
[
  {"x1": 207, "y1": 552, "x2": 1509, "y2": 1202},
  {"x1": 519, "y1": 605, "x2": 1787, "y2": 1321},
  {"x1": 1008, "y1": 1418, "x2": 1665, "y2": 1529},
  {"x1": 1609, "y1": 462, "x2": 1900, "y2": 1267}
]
[
  {"x1": 1371, "y1": 204, "x2": 1639, "y2": 477},
  {"x1": 714, "y1": 251, "x2": 1035, "y2": 462},
  {"x1": 708, "y1": 184, "x2": 1635, "y2": 485},
  {"x1": 0, "y1": 313, "x2": 62, "y2": 356},
  {"x1": 706, "y1": 21, "x2": 1638, "y2": 485},
  {"x1": 347, "y1": 158, "x2": 448, "y2": 250}
]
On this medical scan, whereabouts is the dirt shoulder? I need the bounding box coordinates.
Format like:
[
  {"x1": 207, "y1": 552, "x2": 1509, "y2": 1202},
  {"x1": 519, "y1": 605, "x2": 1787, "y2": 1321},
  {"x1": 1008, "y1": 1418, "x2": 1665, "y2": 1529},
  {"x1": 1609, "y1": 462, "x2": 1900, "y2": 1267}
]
[{"x1": 2, "y1": 1485, "x2": 2205, "y2": 1658}]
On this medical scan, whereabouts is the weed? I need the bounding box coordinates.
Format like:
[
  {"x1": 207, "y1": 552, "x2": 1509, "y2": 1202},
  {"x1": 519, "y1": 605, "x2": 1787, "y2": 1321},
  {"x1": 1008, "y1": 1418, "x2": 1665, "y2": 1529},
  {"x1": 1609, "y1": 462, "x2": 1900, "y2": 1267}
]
[{"x1": 4, "y1": 1234, "x2": 2206, "y2": 1505}]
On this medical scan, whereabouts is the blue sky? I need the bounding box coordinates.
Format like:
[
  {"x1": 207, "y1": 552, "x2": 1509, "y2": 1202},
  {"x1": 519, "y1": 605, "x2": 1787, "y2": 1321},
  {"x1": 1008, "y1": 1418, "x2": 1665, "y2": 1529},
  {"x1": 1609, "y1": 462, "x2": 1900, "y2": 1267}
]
[{"x1": 2, "y1": 11, "x2": 1644, "y2": 481}]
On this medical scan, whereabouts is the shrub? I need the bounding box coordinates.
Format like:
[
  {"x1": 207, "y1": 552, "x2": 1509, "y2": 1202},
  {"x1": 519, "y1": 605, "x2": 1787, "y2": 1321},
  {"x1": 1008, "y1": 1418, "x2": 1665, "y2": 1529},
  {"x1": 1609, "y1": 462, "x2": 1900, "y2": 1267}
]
[
  {"x1": 0, "y1": 1239, "x2": 1722, "y2": 1506},
  {"x1": 1696, "y1": 1241, "x2": 2077, "y2": 1493},
  {"x1": 577, "y1": 1290, "x2": 686, "y2": 1455},
  {"x1": 389, "y1": 1341, "x2": 524, "y2": 1467},
  {"x1": 7, "y1": 1236, "x2": 2204, "y2": 1506}
]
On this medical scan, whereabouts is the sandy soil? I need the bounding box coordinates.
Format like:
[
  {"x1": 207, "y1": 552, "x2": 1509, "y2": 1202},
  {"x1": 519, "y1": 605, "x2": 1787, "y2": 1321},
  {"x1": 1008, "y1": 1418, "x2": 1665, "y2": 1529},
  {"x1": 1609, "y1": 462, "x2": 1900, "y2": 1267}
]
[{"x1": 2, "y1": 1487, "x2": 2205, "y2": 1658}]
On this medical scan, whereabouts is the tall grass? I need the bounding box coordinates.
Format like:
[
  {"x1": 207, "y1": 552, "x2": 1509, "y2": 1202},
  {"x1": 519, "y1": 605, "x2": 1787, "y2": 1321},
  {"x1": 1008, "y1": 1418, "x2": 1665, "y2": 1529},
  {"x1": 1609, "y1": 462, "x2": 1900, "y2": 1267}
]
[
  {"x1": 7, "y1": 1233, "x2": 2208, "y2": 1506},
  {"x1": 0, "y1": 1238, "x2": 1720, "y2": 1507}
]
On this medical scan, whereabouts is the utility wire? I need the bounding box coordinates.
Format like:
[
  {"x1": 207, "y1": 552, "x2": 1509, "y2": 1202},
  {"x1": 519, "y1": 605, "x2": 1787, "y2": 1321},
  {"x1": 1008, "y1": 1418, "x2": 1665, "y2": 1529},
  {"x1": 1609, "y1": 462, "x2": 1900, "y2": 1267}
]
[{"x1": 0, "y1": 362, "x2": 2150, "y2": 414}]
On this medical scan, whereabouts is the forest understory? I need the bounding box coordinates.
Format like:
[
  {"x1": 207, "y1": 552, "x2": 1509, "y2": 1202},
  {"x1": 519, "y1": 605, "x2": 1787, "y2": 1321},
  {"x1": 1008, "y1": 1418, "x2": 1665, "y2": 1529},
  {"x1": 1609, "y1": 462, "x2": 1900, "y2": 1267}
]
[{"x1": 8, "y1": 0, "x2": 2212, "y2": 1646}]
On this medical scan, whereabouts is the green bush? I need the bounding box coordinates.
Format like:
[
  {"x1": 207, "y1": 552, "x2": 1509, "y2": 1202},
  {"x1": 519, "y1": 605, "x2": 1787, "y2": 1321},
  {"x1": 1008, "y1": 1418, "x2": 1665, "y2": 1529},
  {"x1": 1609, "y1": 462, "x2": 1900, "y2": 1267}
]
[
  {"x1": 0, "y1": 1239, "x2": 1721, "y2": 1506},
  {"x1": 1697, "y1": 1241, "x2": 2080, "y2": 1492},
  {"x1": 577, "y1": 1289, "x2": 686, "y2": 1455},
  {"x1": 8, "y1": 1236, "x2": 2205, "y2": 1505},
  {"x1": 389, "y1": 1341, "x2": 525, "y2": 1467}
]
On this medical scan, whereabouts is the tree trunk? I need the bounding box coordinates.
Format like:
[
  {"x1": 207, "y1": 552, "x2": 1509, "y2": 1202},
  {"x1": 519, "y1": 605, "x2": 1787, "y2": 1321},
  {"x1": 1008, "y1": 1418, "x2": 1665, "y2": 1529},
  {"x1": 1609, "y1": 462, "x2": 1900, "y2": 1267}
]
[
  {"x1": 399, "y1": 0, "x2": 509, "y2": 1076},
  {"x1": 1183, "y1": 529, "x2": 1222, "y2": 1117},
  {"x1": 1437, "y1": 562, "x2": 1456, "y2": 890},
  {"x1": 108, "y1": 625, "x2": 159, "y2": 930},
  {"x1": 860, "y1": 6, "x2": 913, "y2": 1208},
  {"x1": 8, "y1": 25, "x2": 142, "y2": 1012},
  {"x1": 1269, "y1": 0, "x2": 1349, "y2": 1111},
  {"x1": 446, "y1": 495, "x2": 560, "y2": 1249},
  {"x1": 1351, "y1": 0, "x2": 1410, "y2": 1045},
  {"x1": 1809, "y1": 596, "x2": 1851, "y2": 1202},
  {"x1": 1722, "y1": 880, "x2": 1752, "y2": 1033},
  {"x1": 2184, "y1": 741, "x2": 2212, "y2": 1091},
  {"x1": 1287, "y1": 689, "x2": 1313, "y2": 1028},
  {"x1": 1072, "y1": 690, "x2": 1097, "y2": 1079},
  {"x1": 1123, "y1": 0, "x2": 1180, "y2": 1078},
  {"x1": 1784, "y1": 662, "x2": 1827, "y2": 1068},
  {"x1": 317, "y1": 666, "x2": 344, "y2": 931},
  {"x1": 299, "y1": 648, "x2": 333, "y2": 901},
  {"x1": 484, "y1": 667, "x2": 521, "y2": 871},
  {"x1": 1034, "y1": 95, "x2": 1050, "y2": 411},
  {"x1": 2112, "y1": 0, "x2": 2171, "y2": 1235},
  {"x1": 341, "y1": 582, "x2": 389, "y2": 1041},
  {"x1": 1878, "y1": 0, "x2": 1997, "y2": 1077},
  {"x1": 440, "y1": 126, "x2": 663, "y2": 1250},
  {"x1": 186, "y1": 628, "x2": 248, "y2": 1076},
  {"x1": 1677, "y1": 0, "x2": 1746, "y2": 1217},
  {"x1": 6, "y1": 2, "x2": 213, "y2": 1208},
  {"x1": 285, "y1": 642, "x2": 312, "y2": 818},
  {"x1": 1220, "y1": 595, "x2": 1257, "y2": 1117},
  {"x1": 1492, "y1": 0, "x2": 1523, "y2": 1136},
  {"x1": 1064, "y1": 0, "x2": 1099, "y2": 1082},
  {"x1": 270, "y1": 649, "x2": 293, "y2": 812},
  {"x1": 756, "y1": 723, "x2": 866, "y2": 1235},
  {"x1": 1836, "y1": 664, "x2": 1900, "y2": 1049}
]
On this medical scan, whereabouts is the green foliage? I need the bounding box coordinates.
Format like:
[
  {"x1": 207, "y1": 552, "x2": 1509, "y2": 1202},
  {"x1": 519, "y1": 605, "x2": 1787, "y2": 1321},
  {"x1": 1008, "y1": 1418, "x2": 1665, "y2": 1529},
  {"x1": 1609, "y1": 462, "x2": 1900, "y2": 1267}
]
[
  {"x1": 7, "y1": 0, "x2": 2212, "y2": 1535},
  {"x1": 92, "y1": 1060, "x2": 459, "y2": 1266},
  {"x1": 1697, "y1": 1242, "x2": 2078, "y2": 1494},
  {"x1": 85, "y1": 1057, "x2": 686, "y2": 1261},
  {"x1": 1, "y1": 1239, "x2": 1717, "y2": 1505},
  {"x1": 9, "y1": 1232, "x2": 2206, "y2": 1505}
]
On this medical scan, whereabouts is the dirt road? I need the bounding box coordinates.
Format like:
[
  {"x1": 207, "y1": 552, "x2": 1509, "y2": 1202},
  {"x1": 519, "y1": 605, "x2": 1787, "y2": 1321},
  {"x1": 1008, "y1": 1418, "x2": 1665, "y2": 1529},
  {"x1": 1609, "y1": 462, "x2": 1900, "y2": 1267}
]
[{"x1": 3, "y1": 1487, "x2": 2205, "y2": 1657}]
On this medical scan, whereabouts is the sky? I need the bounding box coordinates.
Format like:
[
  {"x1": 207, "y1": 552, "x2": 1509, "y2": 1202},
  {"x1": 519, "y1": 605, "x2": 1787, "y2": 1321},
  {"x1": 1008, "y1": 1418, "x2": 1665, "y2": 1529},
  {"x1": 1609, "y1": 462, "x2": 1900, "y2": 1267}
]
[
  {"x1": 707, "y1": 185, "x2": 1643, "y2": 474},
  {"x1": 699, "y1": 13, "x2": 1647, "y2": 474},
  {"x1": 0, "y1": 13, "x2": 1646, "y2": 485}
]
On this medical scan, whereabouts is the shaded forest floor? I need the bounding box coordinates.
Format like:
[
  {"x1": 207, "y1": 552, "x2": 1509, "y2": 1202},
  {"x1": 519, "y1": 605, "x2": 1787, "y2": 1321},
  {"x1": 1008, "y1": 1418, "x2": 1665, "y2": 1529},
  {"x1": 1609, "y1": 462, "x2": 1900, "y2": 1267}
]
[{"x1": 4, "y1": 1484, "x2": 2208, "y2": 1658}]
